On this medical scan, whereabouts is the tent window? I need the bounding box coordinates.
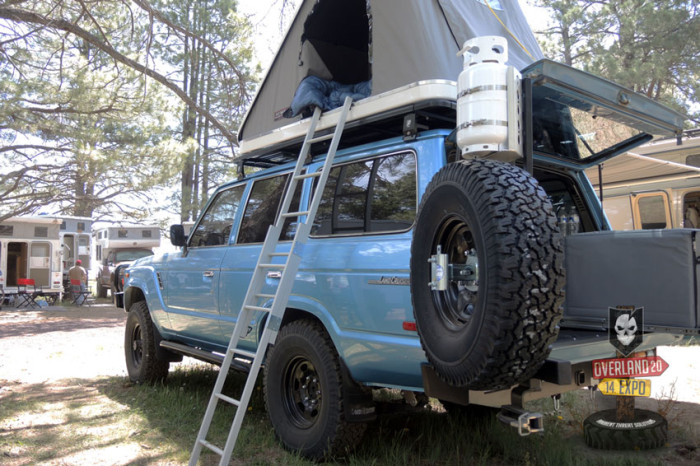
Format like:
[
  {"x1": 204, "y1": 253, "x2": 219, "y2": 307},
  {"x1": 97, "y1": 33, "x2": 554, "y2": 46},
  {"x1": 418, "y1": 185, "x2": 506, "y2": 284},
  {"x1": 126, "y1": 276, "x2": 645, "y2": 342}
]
[{"x1": 301, "y1": 0, "x2": 371, "y2": 84}]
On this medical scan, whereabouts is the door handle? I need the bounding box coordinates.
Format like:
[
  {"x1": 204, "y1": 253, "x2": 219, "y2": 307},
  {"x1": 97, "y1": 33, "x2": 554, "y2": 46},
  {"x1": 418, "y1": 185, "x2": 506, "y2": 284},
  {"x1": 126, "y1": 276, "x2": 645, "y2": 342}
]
[
  {"x1": 203, "y1": 271, "x2": 215, "y2": 278},
  {"x1": 267, "y1": 271, "x2": 282, "y2": 279}
]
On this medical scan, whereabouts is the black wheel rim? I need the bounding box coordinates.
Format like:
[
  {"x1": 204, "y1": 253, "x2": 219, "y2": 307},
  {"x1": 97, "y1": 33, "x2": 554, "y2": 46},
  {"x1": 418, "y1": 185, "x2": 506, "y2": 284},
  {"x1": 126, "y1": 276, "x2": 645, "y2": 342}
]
[
  {"x1": 432, "y1": 215, "x2": 480, "y2": 330},
  {"x1": 282, "y1": 355, "x2": 322, "y2": 429},
  {"x1": 130, "y1": 323, "x2": 144, "y2": 369}
]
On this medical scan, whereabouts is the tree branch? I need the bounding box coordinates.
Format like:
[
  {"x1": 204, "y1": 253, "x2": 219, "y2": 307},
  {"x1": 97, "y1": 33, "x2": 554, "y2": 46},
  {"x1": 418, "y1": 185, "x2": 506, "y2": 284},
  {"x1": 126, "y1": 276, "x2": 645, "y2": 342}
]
[{"x1": 0, "y1": 5, "x2": 239, "y2": 147}]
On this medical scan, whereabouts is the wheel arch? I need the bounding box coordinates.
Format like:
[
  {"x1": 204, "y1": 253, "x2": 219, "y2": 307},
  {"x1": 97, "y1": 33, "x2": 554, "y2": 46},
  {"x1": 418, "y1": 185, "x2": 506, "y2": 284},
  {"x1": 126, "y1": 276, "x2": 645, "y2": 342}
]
[
  {"x1": 124, "y1": 286, "x2": 146, "y2": 312},
  {"x1": 262, "y1": 303, "x2": 362, "y2": 386}
]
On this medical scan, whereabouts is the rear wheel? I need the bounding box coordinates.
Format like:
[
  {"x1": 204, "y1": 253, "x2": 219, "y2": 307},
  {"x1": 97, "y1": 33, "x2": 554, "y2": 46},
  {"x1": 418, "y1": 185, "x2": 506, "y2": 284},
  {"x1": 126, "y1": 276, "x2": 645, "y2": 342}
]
[
  {"x1": 264, "y1": 320, "x2": 366, "y2": 460},
  {"x1": 125, "y1": 301, "x2": 169, "y2": 383},
  {"x1": 411, "y1": 159, "x2": 565, "y2": 390}
]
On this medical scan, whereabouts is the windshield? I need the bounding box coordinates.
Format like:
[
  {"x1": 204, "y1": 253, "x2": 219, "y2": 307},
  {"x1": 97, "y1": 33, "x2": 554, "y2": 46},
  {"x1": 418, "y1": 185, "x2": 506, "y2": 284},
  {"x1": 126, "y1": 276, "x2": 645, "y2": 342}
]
[{"x1": 115, "y1": 249, "x2": 153, "y2": 262}]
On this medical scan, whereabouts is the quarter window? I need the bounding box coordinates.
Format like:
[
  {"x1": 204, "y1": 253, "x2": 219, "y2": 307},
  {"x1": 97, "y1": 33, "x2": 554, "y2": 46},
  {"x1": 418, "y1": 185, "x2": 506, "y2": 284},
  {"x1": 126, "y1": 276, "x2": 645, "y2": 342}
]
[
  {"x1": 190, "y1": 185, "x2": 245, "y2": 247},
  {"x1": 313, "y1": 152, "x2": 417, "y2": 235}
]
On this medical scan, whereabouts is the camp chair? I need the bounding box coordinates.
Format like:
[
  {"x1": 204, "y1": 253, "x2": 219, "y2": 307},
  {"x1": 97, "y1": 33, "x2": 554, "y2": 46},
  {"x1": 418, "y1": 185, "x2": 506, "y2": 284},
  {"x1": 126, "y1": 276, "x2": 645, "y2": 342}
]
[
  {"x1": 70, "y1": 279, "x2": 92, "y2": 306},
  {"x1": 16, "y1": 278, "x2": 40, "y2": 309}
]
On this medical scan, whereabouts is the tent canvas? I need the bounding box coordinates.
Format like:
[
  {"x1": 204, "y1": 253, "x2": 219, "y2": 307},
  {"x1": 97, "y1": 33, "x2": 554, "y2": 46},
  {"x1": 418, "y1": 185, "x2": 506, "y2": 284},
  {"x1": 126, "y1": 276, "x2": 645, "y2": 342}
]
[{"x1": 238, "y1": 0, "x2": 543, "y2": 143}]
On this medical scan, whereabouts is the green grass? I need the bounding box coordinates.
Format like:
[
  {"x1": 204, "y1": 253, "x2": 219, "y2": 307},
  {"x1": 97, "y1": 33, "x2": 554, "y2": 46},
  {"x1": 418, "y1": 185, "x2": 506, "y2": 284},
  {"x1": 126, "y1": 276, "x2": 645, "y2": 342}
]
[{"x1": 1, "y1": 363, "x2": 696, "y2": 465}]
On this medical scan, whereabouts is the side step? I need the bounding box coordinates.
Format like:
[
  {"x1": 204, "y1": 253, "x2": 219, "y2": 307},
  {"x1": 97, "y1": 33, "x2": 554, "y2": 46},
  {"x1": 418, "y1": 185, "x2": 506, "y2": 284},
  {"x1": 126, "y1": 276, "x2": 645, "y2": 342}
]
[{"x1": 160, "y1": 341, "x2": 252, "y2": 373}]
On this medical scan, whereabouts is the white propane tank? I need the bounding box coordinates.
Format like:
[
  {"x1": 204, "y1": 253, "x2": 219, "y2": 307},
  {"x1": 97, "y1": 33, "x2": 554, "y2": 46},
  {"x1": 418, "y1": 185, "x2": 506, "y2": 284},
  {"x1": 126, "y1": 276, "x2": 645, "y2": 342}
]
[{"x1": 457, "y1": 36, "x2": 522, "y2": 161}]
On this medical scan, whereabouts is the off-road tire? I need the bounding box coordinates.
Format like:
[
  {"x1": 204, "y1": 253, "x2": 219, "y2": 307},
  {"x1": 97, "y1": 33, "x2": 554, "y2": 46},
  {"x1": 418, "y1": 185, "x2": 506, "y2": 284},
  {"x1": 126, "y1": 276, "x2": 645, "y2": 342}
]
[
  {"x1": 584, "y1": 409, "x2": 667, "y2": 450},
  {"x1": 411, "y1": 159, "x2": 565, "y2": 390},
  {"x1": 125, "y1": 300, "x2": 169, "y2": 383},
  {"x1": 264, "y1": 319, "x2": 366, "y2": 460}
]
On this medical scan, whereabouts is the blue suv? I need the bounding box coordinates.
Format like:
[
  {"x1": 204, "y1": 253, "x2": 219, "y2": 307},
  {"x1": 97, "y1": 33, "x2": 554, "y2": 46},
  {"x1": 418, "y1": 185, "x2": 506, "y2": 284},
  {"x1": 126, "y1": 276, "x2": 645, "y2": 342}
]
[{"x1": 122, "y1": 61, "x2": 685, "y2": 459}]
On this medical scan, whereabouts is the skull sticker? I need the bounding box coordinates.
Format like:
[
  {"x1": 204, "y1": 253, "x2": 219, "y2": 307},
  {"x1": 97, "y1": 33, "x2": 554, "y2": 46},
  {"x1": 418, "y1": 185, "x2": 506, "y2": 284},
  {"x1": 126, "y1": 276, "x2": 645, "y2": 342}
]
[
  {"x1": 609, "y1": 307, "x2": 644, "y2": 356},
  {"x1": 615, "y1": 313, "x2": 637, "y2": 346}
]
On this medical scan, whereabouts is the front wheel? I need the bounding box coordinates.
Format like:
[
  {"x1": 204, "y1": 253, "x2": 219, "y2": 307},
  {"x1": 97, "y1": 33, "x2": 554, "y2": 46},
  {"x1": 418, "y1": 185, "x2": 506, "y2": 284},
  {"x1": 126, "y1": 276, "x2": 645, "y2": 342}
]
[
  {"x1": 124, "y1": 301, "x2": 169, "y2": 383},
  {"x1": 264, "y1": 320, "x2": 366, "y2": 460},
  {"x1": 411, "y1": 159, "x2": 565, "y2": 390}
]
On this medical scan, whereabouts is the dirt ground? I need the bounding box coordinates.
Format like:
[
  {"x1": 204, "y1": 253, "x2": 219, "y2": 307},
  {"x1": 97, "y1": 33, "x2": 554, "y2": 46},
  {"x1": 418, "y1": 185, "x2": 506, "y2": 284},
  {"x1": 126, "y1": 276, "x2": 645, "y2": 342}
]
[{"x1": 1, "y1": 303, "x2": 699, "y2": 464}]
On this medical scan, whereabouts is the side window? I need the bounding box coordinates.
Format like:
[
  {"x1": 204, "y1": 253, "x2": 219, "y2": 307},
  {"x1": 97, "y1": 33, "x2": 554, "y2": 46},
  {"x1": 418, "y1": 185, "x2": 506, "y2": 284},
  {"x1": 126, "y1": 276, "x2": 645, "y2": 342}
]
[
  {"x1": 682, "y1": 191, "x2": 700, "y2": 228},
  {"x1": 189, "y1": 185, "x2": 245, "y2": 247},
  {"x1": 237, "y1": 174, "x2": 302, "y2": 244},
  {"x1": 633, "y1": 192, "x2": 670, "y2": 230},
  {"x1": 313, "y1": 151, "x2": 417, "y2": 235},
  {"x1": 370, "y1": 153, "x2": 417, "y2": 232}
]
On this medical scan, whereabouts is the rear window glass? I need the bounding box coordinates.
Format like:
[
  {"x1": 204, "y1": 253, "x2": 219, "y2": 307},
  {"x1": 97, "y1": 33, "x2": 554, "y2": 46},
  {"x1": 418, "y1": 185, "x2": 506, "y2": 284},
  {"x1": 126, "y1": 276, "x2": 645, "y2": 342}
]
[{"x1": 313, "y1": 152, "x2": 417, "y2": 236}]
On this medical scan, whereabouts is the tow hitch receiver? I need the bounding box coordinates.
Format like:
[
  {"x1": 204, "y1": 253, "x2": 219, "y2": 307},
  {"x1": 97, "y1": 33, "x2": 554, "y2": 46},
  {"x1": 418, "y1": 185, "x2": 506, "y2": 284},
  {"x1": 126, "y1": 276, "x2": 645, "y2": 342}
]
[{"x1": 497, "y1": 405, "x2": 544, "y2": 436}]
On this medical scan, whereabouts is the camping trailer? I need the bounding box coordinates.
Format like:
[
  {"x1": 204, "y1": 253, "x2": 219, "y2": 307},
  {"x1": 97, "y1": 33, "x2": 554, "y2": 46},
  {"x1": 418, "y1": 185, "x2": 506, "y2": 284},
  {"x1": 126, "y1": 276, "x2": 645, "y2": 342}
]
[
  {"x1": 586, "y1": 130, "x2": 700, "y2": 230},
  {"x1": 0, "y1": 216, "x2": 63, "y2": 299},
  {"x1": 93, "y1": 225, "x2": 161, "y2": 298},
  {"x1": 51, "y1": 216, "x2": 93, "y2": 286}
]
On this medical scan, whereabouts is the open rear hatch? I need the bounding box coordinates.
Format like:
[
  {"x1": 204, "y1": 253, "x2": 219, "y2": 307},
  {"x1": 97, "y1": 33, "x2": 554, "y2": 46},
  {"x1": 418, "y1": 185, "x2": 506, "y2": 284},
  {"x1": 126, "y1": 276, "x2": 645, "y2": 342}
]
[
  {"x1": 521, "y1": 61, "x2": 698, "y2": 336},
  {"x1": 522, "y1": 59, "x2": 685, "y2": 168}
]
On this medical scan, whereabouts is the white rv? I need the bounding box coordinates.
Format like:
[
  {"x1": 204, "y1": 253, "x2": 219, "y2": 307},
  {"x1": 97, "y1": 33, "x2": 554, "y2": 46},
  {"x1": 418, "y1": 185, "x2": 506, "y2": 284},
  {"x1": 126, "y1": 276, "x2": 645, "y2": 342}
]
[
  {"x1": 92, "y1": 225, "x2": 161, "y2": 298},
  {"x1": 52, "y1": 216, "x2": 93, "y2": 286},
  {"x1": 586, "y1": 130, "x2": 700, "y2": 230},
  {"x1": 0, "y1": 216, "x2": 63, "y2": 300}
]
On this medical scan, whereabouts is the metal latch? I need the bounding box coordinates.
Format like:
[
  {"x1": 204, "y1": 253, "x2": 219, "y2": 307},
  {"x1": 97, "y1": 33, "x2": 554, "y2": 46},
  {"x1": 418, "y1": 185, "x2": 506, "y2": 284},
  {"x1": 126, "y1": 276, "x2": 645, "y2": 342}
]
[{"x1": 428, "y1": 246, "x2": 448, "y2": 291}]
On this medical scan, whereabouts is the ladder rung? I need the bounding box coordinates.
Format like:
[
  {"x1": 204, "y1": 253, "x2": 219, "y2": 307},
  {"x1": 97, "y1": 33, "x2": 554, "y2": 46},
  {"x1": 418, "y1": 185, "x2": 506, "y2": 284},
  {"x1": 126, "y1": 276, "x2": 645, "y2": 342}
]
[
  {"x1": 282, "y1": 210, "x2": 310, "y2": 218},
  {"x1": 269, "y1": 252, "x2": 289, "y2": 257},
  {"x1": 199, "y1": 439, "x2": 224, "y2": 456},
  {"x1": 215, "y1": 392, "x2": 241, "y2": 407},
  {"x1": 231, "y1": 348, "x2": 257, "y2": 359},
  {"x1": 244, "y1": 304, "x2": 272, "y2": 313},
  {"x1": 308, "y1": 133, "x2": 334, "y2": 144},
  {"x1": 294, "y1": 171, "x2": 321, "y2": 180},
  {"x1": 260, "y1": 263, "x2": 284, "y2": 269},
  {"x1": 255, "y1": 293, "x2": 276, "y2": 299}
]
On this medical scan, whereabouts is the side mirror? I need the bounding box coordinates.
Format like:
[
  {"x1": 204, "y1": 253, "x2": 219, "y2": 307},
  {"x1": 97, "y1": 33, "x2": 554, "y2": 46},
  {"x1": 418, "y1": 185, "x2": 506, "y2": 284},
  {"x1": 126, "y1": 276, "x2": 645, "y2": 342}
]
[{"x1": 170, "y1": 224, "x2": 187, "y2": 247}]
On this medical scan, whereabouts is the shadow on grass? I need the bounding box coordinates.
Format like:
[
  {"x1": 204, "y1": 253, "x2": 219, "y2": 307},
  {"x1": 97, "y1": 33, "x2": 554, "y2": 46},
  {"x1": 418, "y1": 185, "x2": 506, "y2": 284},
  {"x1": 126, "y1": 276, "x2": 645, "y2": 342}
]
[
  {"x1": 0, "y1": 378, "x2": 177, "y2": 465},
  {"x1": 2, "y1": 364, "x2": 697, "y2": 465}
]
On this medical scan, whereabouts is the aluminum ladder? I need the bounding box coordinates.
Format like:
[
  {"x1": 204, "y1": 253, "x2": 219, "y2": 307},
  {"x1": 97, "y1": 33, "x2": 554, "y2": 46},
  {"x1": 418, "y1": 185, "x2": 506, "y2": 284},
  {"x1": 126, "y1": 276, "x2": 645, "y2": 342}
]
[{"x1": 189, "y1": 96, "x2": 353, "y2": 466}]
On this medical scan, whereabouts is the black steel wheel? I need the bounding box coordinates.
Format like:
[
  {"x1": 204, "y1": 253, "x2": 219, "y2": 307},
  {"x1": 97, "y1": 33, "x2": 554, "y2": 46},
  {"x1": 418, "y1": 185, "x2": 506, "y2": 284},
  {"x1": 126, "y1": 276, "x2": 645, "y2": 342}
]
[
  {"x1": 584, "y1": 409, "x2": 667, "y2": 450},
  {"x1": 264, "y1": 319, "x2": 366, "y2": 460},
  {"x1": 411, "y1": 159, "x2": 565, "y2": 390},
  {"x1": 124, "y1": 300, "x2": 169, "y2": 383}
]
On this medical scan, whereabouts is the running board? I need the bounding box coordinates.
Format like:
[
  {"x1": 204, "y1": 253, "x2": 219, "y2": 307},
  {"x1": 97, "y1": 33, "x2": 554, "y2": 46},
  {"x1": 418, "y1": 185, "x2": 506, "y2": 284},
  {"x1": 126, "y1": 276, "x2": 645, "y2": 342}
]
[{"x1": 160, "y1": 341, "x2": 252, "y2": 373}]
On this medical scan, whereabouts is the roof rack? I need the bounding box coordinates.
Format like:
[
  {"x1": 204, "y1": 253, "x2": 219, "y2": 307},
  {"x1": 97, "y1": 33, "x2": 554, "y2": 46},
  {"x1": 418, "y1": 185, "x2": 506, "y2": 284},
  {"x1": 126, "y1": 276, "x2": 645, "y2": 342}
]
[{"x1": 236, "y1": 81, "x2": 459, "y2": 167}]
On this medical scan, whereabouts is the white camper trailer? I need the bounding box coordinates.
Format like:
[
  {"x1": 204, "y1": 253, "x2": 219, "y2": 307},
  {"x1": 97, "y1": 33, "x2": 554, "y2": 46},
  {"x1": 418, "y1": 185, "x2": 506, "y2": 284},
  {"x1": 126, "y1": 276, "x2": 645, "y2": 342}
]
[
  {"x1": 93, "y1": 225, "x2": 161, "y2": 298},
  {"x1": 52, "y1": 216, "x2": 93, "y2": 286},
  {"x1": 586, "y1": 130, "x2": 700, "y2": 230},
  {"x1": 0, "y1": 216, "x2": 63, "y2": 302}
]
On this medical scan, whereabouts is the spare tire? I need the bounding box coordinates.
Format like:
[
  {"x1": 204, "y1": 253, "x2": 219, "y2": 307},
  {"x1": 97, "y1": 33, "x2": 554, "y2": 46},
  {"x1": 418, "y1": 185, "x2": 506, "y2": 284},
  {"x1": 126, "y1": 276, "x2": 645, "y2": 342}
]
[{"x1": 410, "y1": 159, "x2": 565, "y2": 390}]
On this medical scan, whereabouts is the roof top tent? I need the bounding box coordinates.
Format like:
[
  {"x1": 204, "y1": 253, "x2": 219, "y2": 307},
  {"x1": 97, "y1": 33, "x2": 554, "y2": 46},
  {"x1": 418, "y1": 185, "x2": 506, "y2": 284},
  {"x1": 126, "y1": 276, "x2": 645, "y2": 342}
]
[{"x1": 237, "y1": 0, "x2": 543, "y2": 159}]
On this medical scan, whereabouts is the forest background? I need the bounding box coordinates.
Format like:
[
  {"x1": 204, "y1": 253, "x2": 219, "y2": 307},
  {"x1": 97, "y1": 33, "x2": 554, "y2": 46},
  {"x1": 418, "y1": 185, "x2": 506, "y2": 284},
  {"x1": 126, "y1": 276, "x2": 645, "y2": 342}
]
[{"x1": 0, "y1": 0, "x2": 698, "y2": 227}]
